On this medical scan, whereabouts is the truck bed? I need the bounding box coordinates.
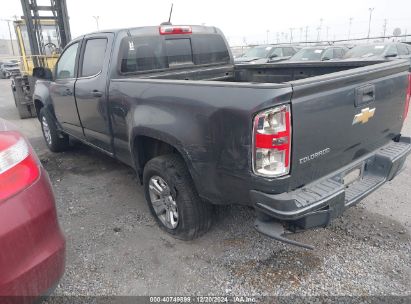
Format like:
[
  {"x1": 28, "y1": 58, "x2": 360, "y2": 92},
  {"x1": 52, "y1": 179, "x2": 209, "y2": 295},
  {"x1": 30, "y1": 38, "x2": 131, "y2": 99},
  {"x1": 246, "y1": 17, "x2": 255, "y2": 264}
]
[
  {"x1": 126, "y1": 60, "x2": 387, "y2": 83},
  {"x1": 109, "y1": 59, "x2": 410, "y2": 205}
]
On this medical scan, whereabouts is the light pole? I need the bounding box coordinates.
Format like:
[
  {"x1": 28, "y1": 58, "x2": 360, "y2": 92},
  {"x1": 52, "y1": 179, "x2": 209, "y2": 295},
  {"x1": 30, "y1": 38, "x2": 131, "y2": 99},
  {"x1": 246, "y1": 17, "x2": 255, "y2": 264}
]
[
  {"x1": 266, "y1": 30, "x2": 269, "y2": 44},
  {"x1": 317, "y1": 18, "x2": 323, "y2": 41},
  {"x1": 299, "y1": 27, "x2": 303, "y2": 43},
  {"x1": 93, "y1": 16, "x2": 100, "y2": 31},
  {"x1": 367, "y1": 8, "x2": 374, "y2": 40},
  {"x1": 0, "y1": 19, "x2": 15, "y2": 56},
  {"x1": 348, "y1": 17, "x2": 353, "y2": 41},
  {"x1": 382, "y1": 19, "x2": 387, "y2": 41},
  {"x1": 289, "y1": 28, "x2": 294, "y2": 43}
]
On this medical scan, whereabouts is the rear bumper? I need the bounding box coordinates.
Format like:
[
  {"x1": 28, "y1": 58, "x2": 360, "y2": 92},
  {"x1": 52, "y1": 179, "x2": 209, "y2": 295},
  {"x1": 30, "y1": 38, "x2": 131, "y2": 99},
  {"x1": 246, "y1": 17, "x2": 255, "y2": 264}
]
[
  {"x1": 251, "y1": 137, "x2": 411, "y2": 229},
  {"x1": 0, "y1": 168, "x2": 65, "y2": 298}
]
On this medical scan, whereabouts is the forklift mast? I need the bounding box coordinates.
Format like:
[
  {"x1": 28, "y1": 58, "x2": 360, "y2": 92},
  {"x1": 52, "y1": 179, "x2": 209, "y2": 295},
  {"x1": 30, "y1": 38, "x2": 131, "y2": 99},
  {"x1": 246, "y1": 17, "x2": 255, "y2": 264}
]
[
  {"x1": 11, "y1": 0, "x2": 72, "y2": 119},
  {"x1": 20, "y1": 0, "x2": 71, "y2": 60}
]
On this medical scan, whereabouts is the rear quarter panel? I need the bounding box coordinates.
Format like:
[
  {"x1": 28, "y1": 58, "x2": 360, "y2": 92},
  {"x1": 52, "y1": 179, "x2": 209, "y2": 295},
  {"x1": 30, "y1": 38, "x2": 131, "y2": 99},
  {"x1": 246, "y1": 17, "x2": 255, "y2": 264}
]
[{"x1": 108, "y1": 79, "x2": 292, "y2": 204}]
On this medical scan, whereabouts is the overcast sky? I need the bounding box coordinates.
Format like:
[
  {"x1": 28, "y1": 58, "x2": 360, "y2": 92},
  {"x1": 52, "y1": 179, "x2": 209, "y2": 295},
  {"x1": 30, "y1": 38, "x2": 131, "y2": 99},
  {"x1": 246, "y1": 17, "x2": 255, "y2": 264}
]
[{"x1": 0, "y1": 0, "x2": 410, "y2": 45}]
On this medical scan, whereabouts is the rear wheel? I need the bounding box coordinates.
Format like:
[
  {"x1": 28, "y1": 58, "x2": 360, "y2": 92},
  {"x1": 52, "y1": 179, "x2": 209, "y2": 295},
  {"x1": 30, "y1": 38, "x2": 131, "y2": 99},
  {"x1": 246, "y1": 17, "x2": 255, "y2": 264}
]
[
  {"x1": 40, "y1": 108, "x2": 69, "y2": 152},
  {"x1": 143, "y1": 154, "x2": 213, "y2": 240}
]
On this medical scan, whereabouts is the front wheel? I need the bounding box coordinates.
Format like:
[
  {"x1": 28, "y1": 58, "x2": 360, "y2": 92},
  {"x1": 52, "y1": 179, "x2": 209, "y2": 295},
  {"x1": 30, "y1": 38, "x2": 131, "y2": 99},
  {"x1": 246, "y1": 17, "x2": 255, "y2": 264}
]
[
  {"x1": 143, "y1": 154, "x2": 213, "y2": 240},
  {"x1": 40, "y1": 108, "x2": 69, "y2": 152}
]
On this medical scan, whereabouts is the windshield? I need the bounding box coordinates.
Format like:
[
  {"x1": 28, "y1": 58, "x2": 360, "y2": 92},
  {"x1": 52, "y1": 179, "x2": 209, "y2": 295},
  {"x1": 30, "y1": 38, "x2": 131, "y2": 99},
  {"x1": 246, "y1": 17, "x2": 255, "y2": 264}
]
[
  {"x1": 344, "y1": 45, "x2": 388, "y2": 58},
  {"x1": 290, "y1": 48, "x2": 324, "y2": 61},
  {"x1": 243, "y1": 46, "x2": 272, "y2": 58},
  {"x1": 20, "y1": 24, "x2": 60, "y2": 55},
  {"x1": 4, "y1": 63, "x2": 18, "y2": 68}
]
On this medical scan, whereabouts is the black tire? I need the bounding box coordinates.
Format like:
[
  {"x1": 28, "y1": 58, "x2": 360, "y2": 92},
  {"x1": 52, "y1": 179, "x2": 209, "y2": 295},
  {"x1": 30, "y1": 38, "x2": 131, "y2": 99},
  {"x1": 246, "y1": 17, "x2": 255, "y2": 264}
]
[
  {"x1": 40, "y1": 107, "x2": 69, "y2": 152},
  {"x1": 143, "y1": 154, "x2": 213, "y2": 240}
]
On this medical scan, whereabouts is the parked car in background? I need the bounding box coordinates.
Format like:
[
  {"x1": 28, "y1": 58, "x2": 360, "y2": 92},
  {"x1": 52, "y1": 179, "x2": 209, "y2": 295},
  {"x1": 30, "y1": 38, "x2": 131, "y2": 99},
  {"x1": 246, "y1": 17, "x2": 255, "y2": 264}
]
[
  {"x1": 343, "y1": 42, "x2": 411, "y2": 62},
  {"x1": 0, "y1": 119, "x2": 65, "y2": 300},
  {"x1": 231, "y1": 46, "x2": 250, "y2": 59},
  {"x1": 235, "y1": 44, "x2": 299, "y2": 63},
  {"x1": 0, "y1": 62, "x2": 21, "y2": 78},
  {"x1": 289, "y1": 45, "x2": 347, "y2": 61}
]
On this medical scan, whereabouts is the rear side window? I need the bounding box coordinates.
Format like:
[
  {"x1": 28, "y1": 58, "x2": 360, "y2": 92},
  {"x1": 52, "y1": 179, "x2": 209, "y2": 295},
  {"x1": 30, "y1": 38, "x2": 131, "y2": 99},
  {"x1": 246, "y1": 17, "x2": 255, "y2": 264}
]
[
  {"x1": 119, "y1": 34, "x2": 230, "y2": 74},
  {"x1": 81, "y1": 38, "x2": 107, "y2": 77},
  {"x1": 120, "y1": 36, "x2": 167, "y2": 73}
]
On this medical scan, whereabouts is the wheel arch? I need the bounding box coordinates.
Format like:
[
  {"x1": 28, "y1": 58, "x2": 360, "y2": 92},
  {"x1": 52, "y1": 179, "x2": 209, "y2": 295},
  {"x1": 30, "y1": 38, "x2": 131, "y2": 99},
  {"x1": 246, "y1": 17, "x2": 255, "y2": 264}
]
[{"x1": 130, "y1": 130, "x2": 197, "y2": 188}]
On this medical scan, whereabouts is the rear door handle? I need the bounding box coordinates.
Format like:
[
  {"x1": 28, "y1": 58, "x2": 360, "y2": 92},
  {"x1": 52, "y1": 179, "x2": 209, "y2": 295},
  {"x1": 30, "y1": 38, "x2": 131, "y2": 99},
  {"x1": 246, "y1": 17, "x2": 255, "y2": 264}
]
[
  {"x1": 92, "y1": 90, "x2": 103, "y2": 97},
  {"x1": 355, "y1": 84, "x2": 375, "y2": 107}
]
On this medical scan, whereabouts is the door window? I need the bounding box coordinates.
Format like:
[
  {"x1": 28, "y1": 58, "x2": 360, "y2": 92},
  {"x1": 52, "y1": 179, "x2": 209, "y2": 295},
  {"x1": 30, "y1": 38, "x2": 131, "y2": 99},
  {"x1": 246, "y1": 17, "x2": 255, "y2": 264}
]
[
  {"x1": 269, "y1": 48, "x2": 283, "y2": 57},
  {"x1": 322, "y1": 48, "x2": 333, "y2": 60},
  {"x1": 397, "y1": 44, "x2": 409, "y2": 55},
  {"x1": 385, "y1": 45, "x2": 398, "y2": 57},
  {"x1": 56, "y1": 42, "x2": 79, "y2": 79},
  {"x1": 81, "y1": 38, "x2": 107, "y2": 77},
  {"x1": 282, "y1": 47, "x2": 295, "y2": 56},
  {"x1": 333, "y1": 48, "x2": 344, "y2": 58}
]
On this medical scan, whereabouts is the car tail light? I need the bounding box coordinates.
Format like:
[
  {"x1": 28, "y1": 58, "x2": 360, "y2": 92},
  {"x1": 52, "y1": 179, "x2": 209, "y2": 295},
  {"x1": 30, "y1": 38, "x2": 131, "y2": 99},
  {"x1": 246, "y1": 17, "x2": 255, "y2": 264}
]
[
  {"x1": 159, "y1": 25, "x2": 192, "y2": 35},
  {"x1": 404, "y1": 73, "x2": 411, "y2": 121},
  {"x1": 253, "y1": 104, "x2": 291, "y2": 177},
  {"x1": 0, "y1": 131, "x2": 39, "y2": 201}
]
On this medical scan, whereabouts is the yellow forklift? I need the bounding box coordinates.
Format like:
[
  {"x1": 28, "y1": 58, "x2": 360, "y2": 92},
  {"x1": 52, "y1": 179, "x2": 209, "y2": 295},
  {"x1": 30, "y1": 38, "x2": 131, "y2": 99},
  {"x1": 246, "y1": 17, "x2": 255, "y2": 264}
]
[{"x1": 12, "y1": 0, "x2": 71, "y2": 118}]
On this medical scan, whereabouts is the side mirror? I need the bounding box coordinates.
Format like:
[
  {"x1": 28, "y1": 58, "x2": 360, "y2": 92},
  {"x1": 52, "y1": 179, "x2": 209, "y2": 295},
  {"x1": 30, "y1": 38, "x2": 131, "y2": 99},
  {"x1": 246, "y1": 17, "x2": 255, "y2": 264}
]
[
  {"x1": 269, "y1": 54, "x2": 278, "y2": 59},
  {"x1": 384, "y1": 53, "x2": 397, "y2": 58},
  {"x1": 33, "y1": 67, "x2": 53, "y2": 80},
  {"x1": 322, "y1": 57, "x2": 331, "y2": 61}
]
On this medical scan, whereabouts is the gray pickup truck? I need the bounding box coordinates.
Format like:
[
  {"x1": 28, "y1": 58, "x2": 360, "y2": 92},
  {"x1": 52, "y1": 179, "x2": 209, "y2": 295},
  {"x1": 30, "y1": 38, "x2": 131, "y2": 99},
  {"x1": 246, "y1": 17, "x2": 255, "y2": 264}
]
[{"x1": 33, "y1": 24, "x2": 411, "y2": 248}]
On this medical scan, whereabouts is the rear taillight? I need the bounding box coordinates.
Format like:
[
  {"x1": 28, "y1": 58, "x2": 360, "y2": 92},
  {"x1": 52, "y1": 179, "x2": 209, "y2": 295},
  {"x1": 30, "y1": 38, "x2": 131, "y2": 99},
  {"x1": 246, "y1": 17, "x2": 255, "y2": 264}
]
[
  {"x1": 253, "y1": 104, "x2": 291, "y2": 177},
  {"x1": 404, "y1": 73, "x2": 411, "y2": 121},
  {"x1": 159, "y1": 25, "x2": 192, "y2": 35},
  {"x1": 0, "y1": 131, "x2": 39, "y2": 201}
]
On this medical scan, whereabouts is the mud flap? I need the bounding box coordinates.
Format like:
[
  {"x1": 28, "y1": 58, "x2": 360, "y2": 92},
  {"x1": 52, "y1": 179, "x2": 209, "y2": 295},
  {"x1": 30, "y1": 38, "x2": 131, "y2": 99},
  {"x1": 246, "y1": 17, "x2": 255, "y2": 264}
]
[{"x1": 254, "y1": 218, "x2": 314, "y2": 250}]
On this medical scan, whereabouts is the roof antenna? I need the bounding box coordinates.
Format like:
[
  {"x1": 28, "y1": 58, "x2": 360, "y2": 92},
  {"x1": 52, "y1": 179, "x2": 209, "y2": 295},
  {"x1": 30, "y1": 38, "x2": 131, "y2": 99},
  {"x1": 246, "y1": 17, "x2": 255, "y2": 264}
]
[
  {"x1": 160, "y1": 3, "x2": 173, "y2": 26},
  {"x1": 168, "y1": 3, "x2": 173, "y2": 23}
]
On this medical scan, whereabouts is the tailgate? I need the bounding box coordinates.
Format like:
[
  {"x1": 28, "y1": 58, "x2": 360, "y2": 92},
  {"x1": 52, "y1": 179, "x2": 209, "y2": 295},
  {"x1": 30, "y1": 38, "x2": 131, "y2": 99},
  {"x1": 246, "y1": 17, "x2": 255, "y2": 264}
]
[{"x1": 288, "y1": 60, "x2": 410, "y2": 190}]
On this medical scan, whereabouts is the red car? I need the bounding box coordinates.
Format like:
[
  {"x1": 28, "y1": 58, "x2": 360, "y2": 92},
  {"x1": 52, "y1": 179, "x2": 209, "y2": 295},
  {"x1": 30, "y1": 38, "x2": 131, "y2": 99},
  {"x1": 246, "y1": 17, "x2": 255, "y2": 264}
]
[{"x1": 0, "y1": 119, "x2": 65, "y2": 301}]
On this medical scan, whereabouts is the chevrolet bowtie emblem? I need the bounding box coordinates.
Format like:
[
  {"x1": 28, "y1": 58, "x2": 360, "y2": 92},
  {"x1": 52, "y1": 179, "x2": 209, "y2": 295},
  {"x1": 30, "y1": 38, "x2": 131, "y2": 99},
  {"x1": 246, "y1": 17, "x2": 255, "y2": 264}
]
[{"x1": 352, "y1": 107, "x2": 376, "y2": 125}]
